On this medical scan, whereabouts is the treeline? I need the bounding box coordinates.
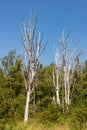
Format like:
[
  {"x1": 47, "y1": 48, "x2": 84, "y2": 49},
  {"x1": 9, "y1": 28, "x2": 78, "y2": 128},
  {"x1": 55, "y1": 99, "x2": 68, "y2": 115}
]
[{"x1": 0, "y1": 50, "x2": 87, "y2": 130}]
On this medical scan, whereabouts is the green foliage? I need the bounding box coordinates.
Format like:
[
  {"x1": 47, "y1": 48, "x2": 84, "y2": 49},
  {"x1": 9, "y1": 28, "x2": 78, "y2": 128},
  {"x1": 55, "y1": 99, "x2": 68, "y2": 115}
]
[
  {"x1": 70, "y1": 71, "x2": 87, "y2": 130},
  {"x1": 0, "y1": 50, "x2": 87, "y2": 130},
  {"x1": 0, "y1": 51, "x2": 25, "y2": 129},
  {"x1": 0, "y1": 50, "x2": 16, "y2": 75},
  {"x1": 35, "y1": 66, "x2": 54, "y2": 111},
  {"x1": 40, "y1": 103, "x2": 63, "y2": 123},
  {"x1": 13, "y1": 94, "x2": 26, "y2": 119}
]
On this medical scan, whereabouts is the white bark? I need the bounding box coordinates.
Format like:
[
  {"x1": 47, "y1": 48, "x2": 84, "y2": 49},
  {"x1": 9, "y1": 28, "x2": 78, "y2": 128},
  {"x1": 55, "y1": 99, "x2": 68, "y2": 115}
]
[
  {"x1": 60, "y1": 32, "x2": 71, "y2": 111},
  {"x1": 67, "y1": 65, "x2": 70, "y2": 106},
  {"x1": 53, "y1": 71, "x2": 60, "y2": 106},
  {"x1": 56, "y1": 89, "x2": 60, "y2": 105},
  {"x1": 56, "y1": 71, "x2": 60, "y2": 106},
  {"x1": 21, "y1": 14, "x2": 46, "y2": 124},
  {"x1": 64, "y1": 66, "x2": 67, "y2": 105},
  {"x1": 24, "y1": 90, "x2": 30, "y2": 123},
  {"x1": 54, "y1": 31, "x2": 82, "y2": 112},
  {"x1": 53, "y1": 49, "x2": 60, "y2": 107}
]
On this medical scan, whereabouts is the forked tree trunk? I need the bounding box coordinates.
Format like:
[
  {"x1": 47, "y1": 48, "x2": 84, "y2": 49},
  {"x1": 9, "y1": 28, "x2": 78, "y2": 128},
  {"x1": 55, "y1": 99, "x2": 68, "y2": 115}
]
[
  {"x1": 55, "y1": 31, "x2": 82, "y2": 112},
  {"x1": 22, "y1": 14, "x2": 47, "y2": 124}
]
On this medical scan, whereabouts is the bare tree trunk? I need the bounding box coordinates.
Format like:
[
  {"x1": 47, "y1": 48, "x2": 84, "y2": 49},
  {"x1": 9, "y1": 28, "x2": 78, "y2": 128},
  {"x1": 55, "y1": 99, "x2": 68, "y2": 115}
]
[
  {"x1": 56, "y1": 72, "x2": 60, "y2": 106},
  {"x1": 67, "y1": 66, "x2": 70, "y2": 106},
  {"x1": 21, "y1": 13, "x2": 47, "y2": 123},
  {"x1": 64, "y1": 66, "x2": 67, "y2": 105},
  {"x1": 24, "y1": 90, "x2": 30, "y2": 123},
  {"x1": 64, "y1": 66, "x2": 70, "y2": 111},
  {"x1": 60, "y1": 32, "x2": 70, "y2": 112},
  {"x1": 56, "y1": 89, "x2": 60, "y2": 106},
  {"x1": 53, "y1": 48, "x2": 60, "y2": 107},
  {"x1": 56, "y1": 31, "x2": 82, "y2": 112}
]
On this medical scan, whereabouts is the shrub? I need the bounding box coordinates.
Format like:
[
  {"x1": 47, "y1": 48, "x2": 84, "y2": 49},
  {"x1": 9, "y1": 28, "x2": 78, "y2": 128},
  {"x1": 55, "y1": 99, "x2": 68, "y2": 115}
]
[{"x1": 40, "y1": 103, "x2": 63, "y2": 123}]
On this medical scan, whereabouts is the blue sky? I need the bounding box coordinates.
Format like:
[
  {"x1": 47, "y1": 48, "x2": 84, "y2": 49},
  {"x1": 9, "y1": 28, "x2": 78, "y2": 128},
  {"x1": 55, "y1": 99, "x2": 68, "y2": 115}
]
[{"x1": 0, "y1": 0, "x2": 87, "y2": 65}]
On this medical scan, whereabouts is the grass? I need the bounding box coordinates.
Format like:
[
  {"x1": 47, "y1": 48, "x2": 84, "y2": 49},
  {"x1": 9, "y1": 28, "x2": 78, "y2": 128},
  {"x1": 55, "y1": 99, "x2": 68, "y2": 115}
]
[
  {"x1": 4, "y1": 119, "x2": 69, "y2": 130},
  {"x1": 4, "y1": 118, "x2": 87, "y2": 130},
  {"x1": 12, "y1": 122, "x2": 69, "y2": 130}
]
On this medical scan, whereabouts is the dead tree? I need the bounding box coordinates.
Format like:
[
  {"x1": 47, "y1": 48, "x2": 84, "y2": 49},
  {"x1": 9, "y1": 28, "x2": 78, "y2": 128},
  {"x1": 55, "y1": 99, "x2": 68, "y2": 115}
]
[
  {"x1": 60, "y1": 31, "x2": 82, "y2": 112},
  {"x1": 21, "y1": 14, "x2": 46, "y2": 124},
  {"x1": 53, "y1": 48, "x2": 60, "y2": 107},
  {"x1": 60, "y1": 32, "x2": 71, "y2": 111}
]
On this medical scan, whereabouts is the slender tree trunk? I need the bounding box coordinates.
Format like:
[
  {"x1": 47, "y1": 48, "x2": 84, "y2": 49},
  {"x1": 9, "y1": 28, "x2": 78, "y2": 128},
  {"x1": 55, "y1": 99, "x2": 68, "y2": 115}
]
[
  {"x1": 22, "y1": 14, "x2": 47, "y2": 123},
  {"x1": 64, "y1": 66, "x2": 70, "y2": 111},
  {"x1": 56, "y1": 89, "x2": 60, "y2": 106},
  {"x1": 64, "y1": 66, "x2": 70, "y2": 112},
  {"x1": 67, "y1": 80, "x2": 70, "y2": 105},
  {"x1": 67, "y1": 66, "x2": 70, "y2": 107},
  {"x1": 53, "y1": 70, "x2": 60, "y2": 106},
  {"x1": 64, "y1": 66, "x2": 67, "y2": 105},
  {"x1": 65, "y1": 85, "x2": 67, "y2": 104},
  {"x1": 56, "y1": 73, "x2": 60, "y2": 106},
  {"x1": 24, "y1": 90, "x2": 30, "y2": 124}
]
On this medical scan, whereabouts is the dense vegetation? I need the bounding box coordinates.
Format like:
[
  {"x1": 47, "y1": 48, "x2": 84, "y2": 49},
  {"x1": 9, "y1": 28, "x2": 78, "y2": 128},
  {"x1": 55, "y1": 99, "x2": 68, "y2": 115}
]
[{"x1": 0, "y1": 50, "x2": 87, "y2": 130}]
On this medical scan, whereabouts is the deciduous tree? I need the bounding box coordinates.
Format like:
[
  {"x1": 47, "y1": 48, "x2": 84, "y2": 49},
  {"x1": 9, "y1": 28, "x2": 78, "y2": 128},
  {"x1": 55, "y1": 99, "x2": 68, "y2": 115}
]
[{"x1": 21, "y1": 14, "x2": 47, "y2": 124}]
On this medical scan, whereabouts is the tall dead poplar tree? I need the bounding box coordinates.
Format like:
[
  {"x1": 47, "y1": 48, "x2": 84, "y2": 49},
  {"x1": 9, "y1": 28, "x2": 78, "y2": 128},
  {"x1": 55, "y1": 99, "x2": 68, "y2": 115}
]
[
  {"x1": 52, "y1": 31, "x2": 82, "y2": 112},
  {"x1": 53, "y1": 48, "x2": 60, "y2": 107},
  {"x1": 60, "y1": 31, "x2": 73, "y2": 111},
  {"x1": 21, "y1": 14, "x2": 46, "y2": 124},
  {"x1": 60, "y1": 31, "x2": 82, "y2": 112}
]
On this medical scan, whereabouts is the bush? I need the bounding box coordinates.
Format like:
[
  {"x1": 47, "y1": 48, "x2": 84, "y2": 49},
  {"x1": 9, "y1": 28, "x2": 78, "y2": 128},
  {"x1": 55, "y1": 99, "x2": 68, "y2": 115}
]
[
  {"x1": 70, "y1": 105, "x2": 87, "y2": 130},
  {"x1": 39, "y1": 103, "x2": 64, "y2": 124}
]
